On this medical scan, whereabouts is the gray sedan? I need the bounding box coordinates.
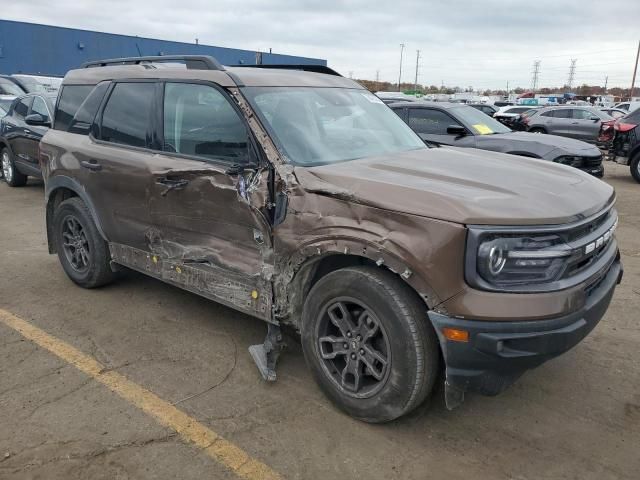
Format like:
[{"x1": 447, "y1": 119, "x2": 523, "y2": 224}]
[
  {"x1": 390, "y1": 101, "x2": 604, "y2": 176},
  {"x1": 525, "y1": 106, "x2": 613, "y2": 143}
]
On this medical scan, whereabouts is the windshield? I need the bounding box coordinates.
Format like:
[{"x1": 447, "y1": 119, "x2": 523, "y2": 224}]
[
  {"x1": 242, "y1": 87, "x2": 426, "y2": 166},
  {"x1": 0, "y1": 78, "x2": 24, "y2": 96},
  {"x1": 451, "y1": 105, "x2": 511, "y2": 134}
]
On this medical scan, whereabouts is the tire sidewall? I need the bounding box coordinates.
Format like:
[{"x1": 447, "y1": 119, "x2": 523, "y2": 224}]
[
  {"x1": 631, "y1": 155, "x2": 640, "y2": 183},
  {"x1": 53, "y1": 199, "x2": 103, "y2": 286},
  {"x1": 301, "y1": 268, "x2": 429, "y2": 422}
]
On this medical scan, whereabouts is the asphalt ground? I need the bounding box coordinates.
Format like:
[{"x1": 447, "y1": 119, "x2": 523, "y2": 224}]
[{"x1": 0, "y1": 161, "x2": 638, "y2": 480}]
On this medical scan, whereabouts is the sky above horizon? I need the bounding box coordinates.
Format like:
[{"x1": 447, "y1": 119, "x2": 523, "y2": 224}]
[{"x1": 3, "y1": 0, "x2": 639, "y2": 89}]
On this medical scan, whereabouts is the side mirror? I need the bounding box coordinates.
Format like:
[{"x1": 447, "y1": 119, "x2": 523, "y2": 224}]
[
  {"x1": 447, "y1": 125, "x2": 467, "y2": 136},
  {"x1": 25, "y1": 113, "x2": 51, "y2": 127},
  {"x1": 590, "y1": 116, "x2": 600, "y2": 122}
]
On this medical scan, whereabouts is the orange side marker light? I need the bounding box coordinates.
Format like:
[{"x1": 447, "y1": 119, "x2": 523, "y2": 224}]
[{"x1": 443, "y1": 327, "x2": 469, "y2": 343}]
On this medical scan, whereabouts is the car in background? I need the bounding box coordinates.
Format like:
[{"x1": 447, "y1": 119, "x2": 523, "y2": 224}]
[
  {"x1": 614, "y1": 101, "x2": 640, "y2": 113},
  {"x1": 493, "y1": 101, "x2": 513, "y2": 107},
  {"x1": 600, "y1": 108, "x2": 627, "y2": 119},
  {"x1": 390, "y1": 101, "x2": 604, "y2": 176},
  {"x1": 0, "y1": 93, "x2": 55, "y2": 185},
  {"x1": 0, "y1": 95, "x2": 15, "y2": 114},
  {"x1": 525, "y1": 106, "x2": 613, "y2": 143},
  {"x1": 0, "y1": 103, "x2": 8, "y2": 118},
  {"x1": 494, "y1": 105, "x2": 540, "y2": 127},
  {"x1": 0, "y1": 75, "x2": 26, "y2": 96},
  {"x1": 468, "y1": 103, "x2": 498, "y2": 116},
  {"x1": 375, "y1": 91, "x2": 417, "y2": 105},
  {"x1": 610, "y1": 108, "x2": 640, "y2": 183},
  {"x1": 10, "y1": 74, "x2": 62, "y2": 94},
  {"x1": 511, "y1": 108, "x2": 540, "y2": 131}
]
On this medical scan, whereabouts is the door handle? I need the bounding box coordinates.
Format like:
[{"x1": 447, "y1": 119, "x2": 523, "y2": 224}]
[
  {"x1": 156, "y1": 177, "x2": 189, "y2": 196},
  {"x1": 23, "y1": 129, "x2": 31, "y2": 134},
  {"x1": 80, "y1": 160, "x2": 102, "y2": 171}
]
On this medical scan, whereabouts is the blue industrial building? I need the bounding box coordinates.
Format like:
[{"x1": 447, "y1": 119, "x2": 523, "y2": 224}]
[{"x1": 0, "y1": 19, "x2": 326, "y2": 76}]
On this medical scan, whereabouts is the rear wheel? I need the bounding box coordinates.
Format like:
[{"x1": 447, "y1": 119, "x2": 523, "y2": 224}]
[
  {"x1": 52, "y1": 197, "x2": 117, "y2": 288},
  {"x1": 529, "y1": 127, "x2": 546, "y2": 134},
  {"x1": 1, "y1": 148, "x2": 28, "y2": 187},
  {"x1": 301, "y1": 266, "x2": 439, "y2": 423},
  {"x1": 630, "y1": 154, "x2": 640, "y2": 183}
]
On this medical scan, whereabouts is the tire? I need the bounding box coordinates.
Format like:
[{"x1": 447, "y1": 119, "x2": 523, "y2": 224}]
[
  {"x1": 630, "y1": 155, "x2": 640, "y2": 184},
  {"x1": 52, "y1": 197, "x2": 117, "y2": 288},
  {"x1": 1, "y1": 148, "x2": 28, "y2": 187},
  {"x1": 301, "y1": 266, "x2": 439, "y2": 423},
  {"x1": 529, "y1": 127, "x2": 546, "y2": 134}
]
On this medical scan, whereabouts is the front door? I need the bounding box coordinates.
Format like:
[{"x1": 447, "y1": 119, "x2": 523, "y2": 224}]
[
  {"x1": 23, "y1": 95, "x2": 51, "y2": 171},
  {"x1": 5, "y1": 96, "x2": 32, "y2": 163},
  {"x1": 569, "y1": 108, "x2": 601, "y2": 142},
  {"x1": 145, "y1": 81, "x2": 273, "y2": 317}
]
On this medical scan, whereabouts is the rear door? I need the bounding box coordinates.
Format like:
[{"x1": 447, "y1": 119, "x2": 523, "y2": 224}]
[
  {"x1": 407, "y1": 107, "x2": 474, "y2": 146},
  {"x1": 546, "y1": 108, "x2": 573, "y2": 136}
]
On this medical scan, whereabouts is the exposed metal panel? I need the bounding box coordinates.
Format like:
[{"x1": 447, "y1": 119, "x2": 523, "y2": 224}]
[{"x1": 0, "y1": 19, "x2": 327, "y2": 76}]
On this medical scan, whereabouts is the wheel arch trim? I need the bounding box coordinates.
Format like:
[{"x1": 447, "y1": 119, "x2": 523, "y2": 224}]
[{"x1": 45, "y1": 175, "x2": 108, "y2": 253}]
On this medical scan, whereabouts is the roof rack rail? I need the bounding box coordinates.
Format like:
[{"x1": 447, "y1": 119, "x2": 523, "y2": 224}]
[
  {"x1": 81, "y1": 55, "x2": 225, "y2": 71},
  {"x1": 231, "y1": 64, "x2": 342, "y2": 77}
]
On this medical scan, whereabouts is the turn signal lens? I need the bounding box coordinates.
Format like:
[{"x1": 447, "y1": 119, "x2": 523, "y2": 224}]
[{"x1": 443, "y1": 328, "x2": 469, "y2": 343}]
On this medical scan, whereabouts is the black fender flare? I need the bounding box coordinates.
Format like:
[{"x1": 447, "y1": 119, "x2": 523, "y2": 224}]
[{"x1": 45, "y1": 175, "x2": 108, "y2": 253}]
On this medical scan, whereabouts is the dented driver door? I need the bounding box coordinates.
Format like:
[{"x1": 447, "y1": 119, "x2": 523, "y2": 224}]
[{"x1": 141, "y1": 82, "x2": 274, "y2": 320}]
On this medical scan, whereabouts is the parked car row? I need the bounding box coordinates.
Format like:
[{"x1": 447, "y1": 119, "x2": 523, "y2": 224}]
[{"x1": 0, "y1": 56, "x2": 624, "y2": 423}]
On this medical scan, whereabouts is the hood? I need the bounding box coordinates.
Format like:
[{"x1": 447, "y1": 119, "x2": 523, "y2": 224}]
[
  {"x1": 295, "y1": 147, "x2": 614, "y2": 226},
  {"x1": 478, "y1": 131, "x2": 601, "y2": 159}
]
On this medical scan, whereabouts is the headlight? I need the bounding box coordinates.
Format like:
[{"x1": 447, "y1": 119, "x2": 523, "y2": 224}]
[
  {"x1": 466, "y1": 214, "x2": 618, "y2": 293},
  {"x1": 476, "y1": 234, "x2": 571, "y2": 287}
]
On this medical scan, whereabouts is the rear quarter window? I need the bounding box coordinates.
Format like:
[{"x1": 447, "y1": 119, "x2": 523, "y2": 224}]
[{"x1": 54, "y1": 85, "x2": 94, "y2": 131}]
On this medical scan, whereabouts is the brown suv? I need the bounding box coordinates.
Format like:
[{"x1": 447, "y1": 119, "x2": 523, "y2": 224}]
[{"x1": 40, "y1": 56, "x2": 622, "y2": 422}]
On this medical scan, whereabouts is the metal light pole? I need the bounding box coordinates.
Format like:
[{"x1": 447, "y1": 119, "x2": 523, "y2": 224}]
[
  {"x1": 398, "y1": 43, "x2": 405, "y2": 91},
  {"x1": 631, "y1": 40, "x2": 640, "y2": 99}
]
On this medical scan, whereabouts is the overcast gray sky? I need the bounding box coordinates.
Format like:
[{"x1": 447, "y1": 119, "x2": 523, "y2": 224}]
[{"x1": 3, "y1": 0, "x2": 639, "y2": 89}]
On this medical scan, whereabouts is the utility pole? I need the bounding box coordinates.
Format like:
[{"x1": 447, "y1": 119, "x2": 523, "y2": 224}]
[
  {"x1": 604, "y1": 76, "x2": 608, "y2": 93},
  {"x1": 631, "y1": 40, "x2": 640, "y2": 99},
  {"x1": 506, "y1": 80, "x2": 509, "y2": 99},
  {"x1": 567, "y1": 59, "x2": 577, "y2": 90},
  {"x1": 398, "y1": 43, "x2": 405, "y2": 91},
  {"x1": 414, "y1": 50, "x2": 421, "y2": 93},
  {"x1": 531, "y1": 60, "x2": 541, "y2": 93}
]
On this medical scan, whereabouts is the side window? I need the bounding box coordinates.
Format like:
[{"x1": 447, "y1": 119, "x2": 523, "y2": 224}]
[
  {"x1": 408, "y1": 108, "x2": 460, "y2": 135},
  {"x1": 162, "y1": 82, "x2": 249, "y2": 163},
  {"x1": 572, "y1": 109, "x2": 595, "y2": 120},
  {"x1": 68, "y1": 82, "x2": 110, "y2": 135},
  {"x1": 13, "y1": 97, "x2": 32, "y2": 119},
  {"x1": 100, "y1": 82, "x2": 155, "y2": 148},
  {"x1": 541, "y1": 111, "x2": 555, "y2": 117},
  {"x1": 30, "y1": 96, "x2": 50, "y2": 122},
  {"x1": 552, "y1": 109, "x2": 571, "y2": 119},
  {"x1": 54, "y1": 85, "x2": 94, "y2": 131},
  {"x1": 618, "y1": 104, "x2": 629, "y2": 111}
]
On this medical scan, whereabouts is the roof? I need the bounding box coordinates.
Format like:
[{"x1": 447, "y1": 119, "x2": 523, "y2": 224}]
[
  {"x1": 63, "y1": 63, "x2": 362, "y2": 89},
  {"x1": 388, "y1": 101, "x2": 463, "y2": 109}
]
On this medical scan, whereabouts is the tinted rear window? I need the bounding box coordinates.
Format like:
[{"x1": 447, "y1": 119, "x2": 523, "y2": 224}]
[
  {"x1": 54, "y1": 85, "x2": 94, "y2": 131},
  {"x1": 100, "y1": 82, "x2": 154, "y2": 148}
]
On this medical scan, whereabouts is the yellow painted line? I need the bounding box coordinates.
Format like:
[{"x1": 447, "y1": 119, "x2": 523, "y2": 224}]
[{"x1": 0, "y1": 309, "x2": 281, "y2": 480}]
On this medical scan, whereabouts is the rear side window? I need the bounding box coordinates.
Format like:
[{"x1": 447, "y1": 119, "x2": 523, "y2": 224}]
[
  {"x1": 13, "y1": 97, "x2": 32, "y2": 119},
  {"x1": 54, "y1": 85, "x2": 94, "y2": 131},
  {"x1": 408, "y1": 108, "x2": 460, "y2": 135},
  {"x1": 162, "y1": 82, "x2": 248, "y2": 163},
  {"x1": 100, "y1": 82, "x2": 155, "y2": 148},
  {"x1": 68, "y1": 82, "x2": 110, "y2": 135}
]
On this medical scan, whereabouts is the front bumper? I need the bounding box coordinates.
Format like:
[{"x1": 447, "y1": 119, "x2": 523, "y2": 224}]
[
  {"x1": 428, "y1": 258, "x2": 622, "y2": 408},
  {"x1": 579, "y1": 164, "x2": 604, "y2": 177}
]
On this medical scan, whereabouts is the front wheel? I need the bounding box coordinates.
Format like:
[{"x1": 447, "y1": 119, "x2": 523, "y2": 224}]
[
  {"x1": 529, "y1": 127, "x2": 546, "y2": 134},
  {"x1": 301, "y1": 266, "x2": 440, "y2": 423},
  {"x1": 630, "y1": 155, "x2": 640, "y2": 183}
]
